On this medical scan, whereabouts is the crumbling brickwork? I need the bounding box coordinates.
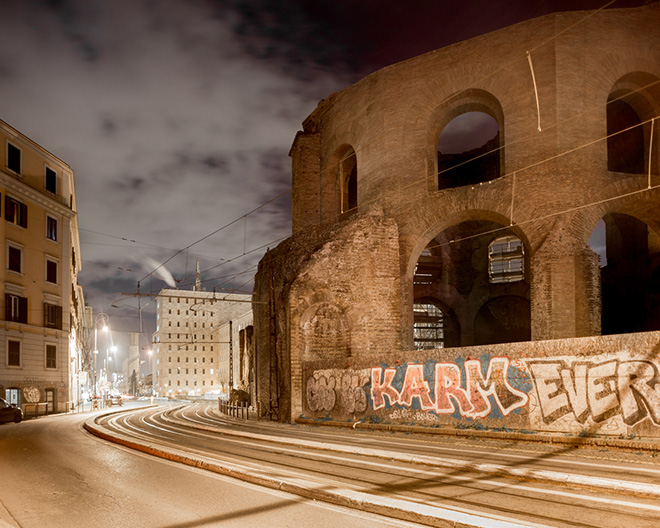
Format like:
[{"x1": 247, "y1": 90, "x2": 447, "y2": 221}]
[{"x1": 255, "y1": 6, "x2": 660, "y2": 432}]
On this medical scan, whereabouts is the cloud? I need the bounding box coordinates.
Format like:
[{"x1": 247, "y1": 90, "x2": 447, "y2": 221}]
[{"x1": 0, "y1": 0, "x2": 349, "y2": 331}]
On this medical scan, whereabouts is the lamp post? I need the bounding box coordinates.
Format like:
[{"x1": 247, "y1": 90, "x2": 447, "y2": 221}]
[
  {"x1": 93, "y1": 313, "x2": 110, "y2": 407},
  {"x1": 147, "y1": 348, "x2": 153, "y2": 404}
]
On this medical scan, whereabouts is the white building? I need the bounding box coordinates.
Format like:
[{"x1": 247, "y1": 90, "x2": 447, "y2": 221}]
[{"x1": 152, "y1": 287, "x2": 252, "y2": 398}]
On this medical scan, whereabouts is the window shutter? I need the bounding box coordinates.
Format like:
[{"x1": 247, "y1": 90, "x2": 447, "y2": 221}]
[
  {"x1": 5, "y1": 294, "x2": 11, "y2": 321},
  {"x1": 19, "y1": 296, "x2": 28, "y2": 324},
  {"x1": 5, "y1": 196, "x2": 11, "y2": 221},
  {"x1": 56, "y1": 305, "x2": 63, "y2": 330},
  {"x1": 20, "y1": 202, "x2": 27, "y2": 228}
]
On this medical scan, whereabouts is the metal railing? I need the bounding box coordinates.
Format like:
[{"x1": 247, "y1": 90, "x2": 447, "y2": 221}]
[{"x1": 218, "y1": 399, "x2": 251, "y2": 420}]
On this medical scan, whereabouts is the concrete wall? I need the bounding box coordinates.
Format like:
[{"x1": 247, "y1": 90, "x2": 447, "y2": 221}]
[{"x1": 302, "y1": 331, "x2": 660, "y2": 439}]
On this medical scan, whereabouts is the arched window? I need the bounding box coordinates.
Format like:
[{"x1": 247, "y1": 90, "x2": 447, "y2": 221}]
[
  {"x1": 607, "y1": 98, "x2": 645, "y2": 173},
  {"x1": 437, "y1": 111, "x2": 500, "y2": 190},
  {"x1": 337, "y1": 146, "x2": 357, "y2": 214},
  {"x1": 607, "y1": 72, "x2": 660, "y2": 175},
  {"x1": 413, "y1": 303, "x2": 444, "y2": 349},
  {"x1": 589, "y1": 213, "x2": 660, "y2": 334}
]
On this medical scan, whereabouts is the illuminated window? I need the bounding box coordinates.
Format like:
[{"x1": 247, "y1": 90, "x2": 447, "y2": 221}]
[
  {"x1": 488, "y1": 236, "x2": 524, "y2": 283},
  {"x1": 413, "y1": 303, "x2": 444, "y2": 350},
  {"x1": 46, "y1": 216, "x2": 58, "y2": 241},
  {"x1": 6, "y1": 294, "x2": 27, "y2": 323},
  {"x1": 44, "y1": 303, "x2": 62, "y2": 329},
  {"x1": 5, "y1": 197, "x2": 27, "y2": 228}
]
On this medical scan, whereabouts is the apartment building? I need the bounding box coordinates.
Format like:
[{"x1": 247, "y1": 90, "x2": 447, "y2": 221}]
[
  {"x1": 153, "y1": 287, "x2": 252, "y2": 398},
  {"x1": 0, "y1": 119, "x2": 84, "y2": 415}
]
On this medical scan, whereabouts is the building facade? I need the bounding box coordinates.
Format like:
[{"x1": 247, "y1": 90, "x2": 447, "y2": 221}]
[
  {"x1": 0, "y1": 119, "x2": 84, "y2": 415},
  {"x1": 254, "y1": 5, "x2": 660, "y2": 439},
  {"x1": 152, "y1": 288, "x2": 252, "y2": 399}
]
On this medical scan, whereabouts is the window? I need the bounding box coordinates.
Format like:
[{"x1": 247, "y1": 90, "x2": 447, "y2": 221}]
[
  {"x1": 413, "y1": 303, "x2": 444, "y2": 350},
  {"x1": 44, "y1": 303, "x2": 62, "y2": 329},
  {"x1": 46, "y1": 216, "x2": 58, "y2": 241},
  {"x1": 7, "y1": 144, "x2": 20, "y2": 174},
  {"x1": 6, "y1": 294, "x2": 27, "y2": 323},
  {"x1": 7, "y1": 245, "x2": 22, "y2": 273},
  {"x1": 488, "y1": 236, "x2": 525, "y2": 283},
  {"x1": 5, "y1": 197, "x2": 27, "y2": 228},
  {"x1": 7, "y1": 340, "x2": 20, "y2": 366},
  {"x1": 437, "y1": 111, "x2": 501, "y2": 190},
  {"x1": 46, "y1": 344, "x2": 57, "y2": 369},
  {"x1": 45, "y1": 167, "x2": 57, "y2": 194},
  {"x1": 46, "y1": 259, "x2": 58, "y2": 284}
]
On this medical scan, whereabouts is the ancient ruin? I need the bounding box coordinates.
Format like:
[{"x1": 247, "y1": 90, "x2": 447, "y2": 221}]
[{"x1": 254, "y1": 5, "x2": 660, "y2": 439}]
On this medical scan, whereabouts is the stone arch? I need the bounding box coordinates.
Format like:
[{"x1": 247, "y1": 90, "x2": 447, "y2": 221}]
[
  {"x1": 588, "y1": 212, "x2": 660, "y2": 334},
  {"x1": 427, "y1": 89, "x2": 505, "y2": 191},
  {"x1": 474, "y1": 296, "x2": 531, "y2": 345},
  {"x1": 405, "y1": 208, "x2": 531, "y2": 283},
  {"x1": 322, "y1": 144, "x2": 358, "y2": 219},
  {"x1": 300, "y1": 302, "x2": 351, "y2": 361},
  {"x1": 410, "y1": 212, "x2": 530, "y2": 347},
  {"x1": 607, "y1": 71, "x2": 660, "y2": 175},
  {"x1": 412, "y1": 296, "x2": 460, "y2": 349}
]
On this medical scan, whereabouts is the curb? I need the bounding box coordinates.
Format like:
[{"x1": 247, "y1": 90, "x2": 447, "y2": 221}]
[
  {"x1": 295, "y1": 418, "x2": 660, "y2": 453},
  {"x1": 83, "y1": 414, "x2": 553, "y2": 528}
]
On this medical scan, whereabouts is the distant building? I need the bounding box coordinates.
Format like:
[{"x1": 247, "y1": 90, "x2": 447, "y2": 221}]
[
  {"x1": 0, "y1": 119, "x2": 84, "y2": 415},
  {"x1": 152, "y1": 287, "x2": 252, "y2": 399}
]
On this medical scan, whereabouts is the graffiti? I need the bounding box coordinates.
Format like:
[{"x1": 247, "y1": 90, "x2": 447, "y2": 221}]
[
  {"x1": 306, "y1": 370, "x2": 369, "y2": 414},
  {"x1": 526, "y1": 359, "x2": 660, "y2": 426},
  {"x1": 306, "y1": 375, "x2": 336, "y2": 412},
  {"x1": 389, "y1": 408, "x2": 440, "y2": 423},
  {"x1": 371, "y1": 357, "x2": 529, "y2": 419},
  {"x1": 339, "y1": 373, "x2": 369, "y2": 414},
  {"x1": 23, "y1": 387, "x2": 40, "y2": 403}
]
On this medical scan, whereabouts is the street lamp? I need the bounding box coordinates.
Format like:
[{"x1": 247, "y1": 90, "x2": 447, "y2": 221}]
[
  {"x1": 147, "y1": 349, "x2": 153, "y2": 404},
  {"x1": 93, "y1": 313, "x2": 110, "y2": 404},
  {"x1": 106, "y1": 345, "x2": 117, "y2": 396}
]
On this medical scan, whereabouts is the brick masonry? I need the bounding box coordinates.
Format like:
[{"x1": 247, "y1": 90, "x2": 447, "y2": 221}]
[{"x1": 254, "y1": 5, "x2": 660, "y2": 435}]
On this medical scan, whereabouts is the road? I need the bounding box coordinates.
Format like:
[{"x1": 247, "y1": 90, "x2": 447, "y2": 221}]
[
  {"x1": 85, "y1": 401, "x2": 660, "y2": 528},
  {"x1": 0, "y1": 401, "x2": 426, "y2": 528}
]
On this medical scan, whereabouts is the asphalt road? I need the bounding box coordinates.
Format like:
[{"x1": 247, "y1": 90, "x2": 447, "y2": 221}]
[
  {"x1": 0, "y1": 402, "x2": 427, "y2": 528},
  {"x1": 89, "y1": 401, "x2": 660, "y2": 528}
]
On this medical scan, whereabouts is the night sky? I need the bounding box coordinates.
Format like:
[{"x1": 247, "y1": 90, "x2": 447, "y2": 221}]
[{"x1": 0, "y1": 0, "x2": 651, "y2": 335}]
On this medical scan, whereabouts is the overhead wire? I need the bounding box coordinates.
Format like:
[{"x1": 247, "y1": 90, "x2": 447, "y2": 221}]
[{"x1": 119, "y1": 0, "x2": 655, "y2": 295}]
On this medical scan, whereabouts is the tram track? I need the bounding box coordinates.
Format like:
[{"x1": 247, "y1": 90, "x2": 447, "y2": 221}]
[{"x1": 85, "y1": 401, "x2": 660, "y2": 528}]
